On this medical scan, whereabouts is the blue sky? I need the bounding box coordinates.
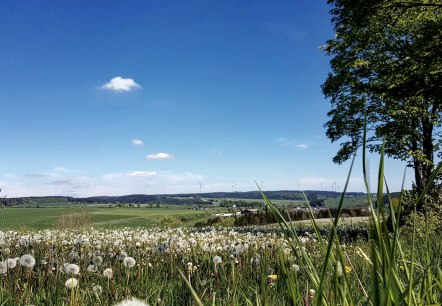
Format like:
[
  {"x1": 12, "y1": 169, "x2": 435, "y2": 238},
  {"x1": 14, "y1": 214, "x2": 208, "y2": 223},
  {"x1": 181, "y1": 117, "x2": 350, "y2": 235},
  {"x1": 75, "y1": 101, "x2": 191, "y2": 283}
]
[{"x1": 0, "y1": 1, "x2": 412, "y2": 197}]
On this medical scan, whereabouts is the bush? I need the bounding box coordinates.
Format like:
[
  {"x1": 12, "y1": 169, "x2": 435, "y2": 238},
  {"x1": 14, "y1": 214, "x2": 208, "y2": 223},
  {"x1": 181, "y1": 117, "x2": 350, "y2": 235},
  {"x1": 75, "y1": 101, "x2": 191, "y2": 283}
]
[{"x1": 158, "y1": 216, "x2": 182, "y2": 228}]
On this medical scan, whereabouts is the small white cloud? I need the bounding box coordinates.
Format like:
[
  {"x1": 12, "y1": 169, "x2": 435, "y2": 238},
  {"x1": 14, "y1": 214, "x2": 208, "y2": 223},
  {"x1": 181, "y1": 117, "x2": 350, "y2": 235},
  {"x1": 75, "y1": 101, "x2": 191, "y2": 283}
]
[
  {"x1": 295, "y1": 144, "x2": 308, "y2": 149},
  {"x1": 132, "y1": 139, "x2": 144, "y2": 146},
  {"x1": 126, "y1": 171, "x2": 157, "y2": 177},
  {"x1": 101, "y1": 77, "x2": 141, "y2": 92},
  {"x1": 53, "y1": 167, "x2": 69, "y2": 172},
  {"x1": 146, "y1": 153, "x2": 175, "y2": 159},
  {"x1": 277, "y1": 137, "x2": 308, "y2": 149}
]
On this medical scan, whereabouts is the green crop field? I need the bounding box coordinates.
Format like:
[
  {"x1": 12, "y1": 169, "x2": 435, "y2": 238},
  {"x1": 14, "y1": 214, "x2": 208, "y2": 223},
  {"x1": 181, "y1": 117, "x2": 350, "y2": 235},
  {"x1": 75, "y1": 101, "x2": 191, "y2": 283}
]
[
  {"x1": 0, "y1": 205, "x2": 226, "y2": 230},
  {"x1": 324, "y1": 197, "x2": 369, "y2": 208}
]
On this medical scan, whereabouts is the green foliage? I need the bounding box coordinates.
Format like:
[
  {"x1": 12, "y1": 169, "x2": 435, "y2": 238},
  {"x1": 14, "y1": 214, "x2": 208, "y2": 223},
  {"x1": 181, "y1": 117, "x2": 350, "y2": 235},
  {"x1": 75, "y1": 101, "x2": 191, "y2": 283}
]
[
  {"x1": 323, "y1": 0, "x2": 442, "y2": 191},
  {"x1": 158, "y1": 216, "x2": 183, "y2": 228}
]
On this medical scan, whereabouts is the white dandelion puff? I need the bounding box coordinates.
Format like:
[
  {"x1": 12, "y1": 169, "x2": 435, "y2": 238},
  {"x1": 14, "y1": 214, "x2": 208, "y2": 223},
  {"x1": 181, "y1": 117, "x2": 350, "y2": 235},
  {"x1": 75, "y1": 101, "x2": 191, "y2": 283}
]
[
  {"x1": 113, "y1": 297, "x2": 149, "y2": 306},
  {"x1": 123, "y1": 256, "x2": 136, "y2": 268},
  {"x1": 65, "y1": 278, "x2": 78, "y2": 289},
  {"x1": 19, "y1": 254, "x2": 36, "y2": 268},
  {"x1": 65, "y1": 263, "x2": 80, "y2": 275},
  {"x1": 212, "y1": 256, "x2": 222, "y2": 265},
  {"x1": 6, "y1": 258, "x2": 17, "y2": 269},
  {"x1": 103, "y1": 268, "x2": 113, "y2": 279},
  {"x1": 0, "y1": 261, "x2": 8, "y2": 274}
]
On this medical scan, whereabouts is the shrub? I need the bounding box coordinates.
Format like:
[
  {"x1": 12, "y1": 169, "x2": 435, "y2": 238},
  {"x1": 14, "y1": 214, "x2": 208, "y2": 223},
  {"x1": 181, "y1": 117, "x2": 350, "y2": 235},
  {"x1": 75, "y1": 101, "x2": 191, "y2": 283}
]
[{"x1": 158, "y1": 216, "x2": 182, "y2": 228}]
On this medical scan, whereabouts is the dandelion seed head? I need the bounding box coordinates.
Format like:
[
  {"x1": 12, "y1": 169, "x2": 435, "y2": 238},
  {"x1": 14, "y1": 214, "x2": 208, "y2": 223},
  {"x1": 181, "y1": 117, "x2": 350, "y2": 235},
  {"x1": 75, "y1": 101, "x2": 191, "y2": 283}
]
[
  {"x1": 212, "y1": 255, "x2": 222, "y2": 265},
  {"x1": 65, "y1": 277, "x2": 78, "y2": 289},
  {"x1": 0, "y1": 261, "x2": 8, "y2": 274},
  {"x1": 113, "y1": 297, "x2": 150, "y2": 306},
  {"x1": 66, "y1": 263, "x2": 80, "y2": 275},
  {"x1": 19, "y1": 254, "x2": 36, "y2": 268},
  {"x1": 123, "y1": 256, "x2": 136, "y2": 268},
  {"x1": 6, "y1": 258, "x2": 17, "y2": 269},
  {"x1": 92, "y1": 284, "x2": 102, "y2": 295},
  {"x1": 103, "y1": 267, "x2": 113, "y2": 279}
]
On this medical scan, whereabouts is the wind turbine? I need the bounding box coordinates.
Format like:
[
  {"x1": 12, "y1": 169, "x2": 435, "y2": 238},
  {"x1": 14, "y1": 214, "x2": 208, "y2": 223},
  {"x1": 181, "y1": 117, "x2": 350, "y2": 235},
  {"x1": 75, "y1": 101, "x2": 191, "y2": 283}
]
[{"x1": 198, "y1": 182, "x2": 204, "y2": 194}]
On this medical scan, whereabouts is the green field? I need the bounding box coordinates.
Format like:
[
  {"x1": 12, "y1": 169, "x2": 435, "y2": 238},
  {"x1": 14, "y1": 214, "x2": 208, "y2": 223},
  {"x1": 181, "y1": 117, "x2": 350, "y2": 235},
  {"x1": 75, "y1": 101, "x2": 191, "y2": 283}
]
[
  {"x1": 324, "y1": 197, "x2": 369, "y2": 208},
  {"x1": 0, "y1": 205, "x2": 227, "y2": 230}
]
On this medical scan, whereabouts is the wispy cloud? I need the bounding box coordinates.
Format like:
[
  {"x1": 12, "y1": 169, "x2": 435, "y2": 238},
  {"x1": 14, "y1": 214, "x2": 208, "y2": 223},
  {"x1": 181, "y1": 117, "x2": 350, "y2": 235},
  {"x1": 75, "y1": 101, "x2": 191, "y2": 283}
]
[
  {"x1": 132, "y1": 139, "x2": 144, "y2": 146},
  {"x1": 48, "y1": 179, "x2": 74, "y2": 186},
  {"x1": 146, "y1": 153, "x2": 175, "y2": 159},
  {"x1": 295, "y1": 144, "x2": 308, "y2": 149},
  {"x1": 53, "y1": 167, "x2": 69, "y2": 172},
  {"x1": 101, "y1": 77, "x2": 141, "y2": 92},
  {"x1": 26, "y1": 173, "x2": 51, "y2": 178},
  {"x1": 277, "y1": 137, "x2": 308, "y2": 149},
  {"x1": 125, "y1": 171, "x2": 157, "y2": 177}
]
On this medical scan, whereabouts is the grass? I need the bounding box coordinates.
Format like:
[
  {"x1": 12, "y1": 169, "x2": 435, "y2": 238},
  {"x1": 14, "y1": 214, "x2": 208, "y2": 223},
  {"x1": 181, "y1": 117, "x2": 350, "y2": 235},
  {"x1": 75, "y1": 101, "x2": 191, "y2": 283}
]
[
  {"x1": 0, "y1": 206, "x2": 219, "y2": 230},
  {"x1": 0, "y1": 131, "x2": 441, "y2": 305}
]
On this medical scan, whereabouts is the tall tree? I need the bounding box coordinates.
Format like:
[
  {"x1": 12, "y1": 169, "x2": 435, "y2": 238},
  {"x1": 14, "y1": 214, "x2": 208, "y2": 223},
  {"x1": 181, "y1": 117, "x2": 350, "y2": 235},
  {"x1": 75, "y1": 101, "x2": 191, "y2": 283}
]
[{"x1": 322, "y1": 0, "x2": 442, "y2": 193}]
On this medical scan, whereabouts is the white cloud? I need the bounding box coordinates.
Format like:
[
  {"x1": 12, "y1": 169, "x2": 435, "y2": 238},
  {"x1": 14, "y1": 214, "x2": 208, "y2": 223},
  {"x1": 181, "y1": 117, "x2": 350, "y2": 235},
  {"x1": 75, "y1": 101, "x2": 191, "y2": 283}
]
[
  {"x1": 53, "y1": 167, "x2": 69, "y2": 172},
  {"x1": 101, "y1": 77, "x2": 141, "y2": 92},
  {"x1": 146, "y1": 153, "x2": 175, "y2": 159},
  {"x1": 126, "y1": 171, "x2": 157, "y2": 177},
  {"x1": 277, "y1": 137, "x2": 308, "y2": 149},
  {"x1": 132, "y1": 139, "x2": 144, "y2": 146},
  {"x1": 26, "y1": 173, "x2": 51, "y2": 178},
  {"x1": 295, "y1": 144, "x2": 308, "y2": 149}
]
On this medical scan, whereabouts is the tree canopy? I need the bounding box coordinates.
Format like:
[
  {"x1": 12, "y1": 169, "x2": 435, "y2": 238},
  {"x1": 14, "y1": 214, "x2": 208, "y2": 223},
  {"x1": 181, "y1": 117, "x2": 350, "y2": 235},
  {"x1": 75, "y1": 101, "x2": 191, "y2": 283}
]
[{"x1": 322, "y1": 0, "x2": 442, "y2": 191}]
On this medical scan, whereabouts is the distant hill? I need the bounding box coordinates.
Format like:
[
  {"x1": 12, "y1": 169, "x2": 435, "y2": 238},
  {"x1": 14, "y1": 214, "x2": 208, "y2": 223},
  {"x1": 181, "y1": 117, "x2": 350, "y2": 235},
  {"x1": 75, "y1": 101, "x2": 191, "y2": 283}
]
[{"x1": 1, "y1": 190, "x2": 378, "y2": 207}]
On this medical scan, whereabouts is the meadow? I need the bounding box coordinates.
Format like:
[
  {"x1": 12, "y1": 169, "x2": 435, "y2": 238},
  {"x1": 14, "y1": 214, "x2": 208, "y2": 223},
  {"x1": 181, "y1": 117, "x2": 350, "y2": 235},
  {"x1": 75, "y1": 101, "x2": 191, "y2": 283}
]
[
  {"x1": 0, "y1": 154, "x2": 441, "y2": 305},
  {"x1": 0, "y1": 205, "x2": 222, "y2": 230}
]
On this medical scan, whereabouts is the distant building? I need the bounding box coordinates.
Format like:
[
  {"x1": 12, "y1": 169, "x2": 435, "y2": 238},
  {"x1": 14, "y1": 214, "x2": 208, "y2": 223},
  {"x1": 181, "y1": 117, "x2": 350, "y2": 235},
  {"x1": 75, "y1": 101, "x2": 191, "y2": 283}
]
[{"x1": 241, "y1": 208, "x2": 259, "y2": 215}]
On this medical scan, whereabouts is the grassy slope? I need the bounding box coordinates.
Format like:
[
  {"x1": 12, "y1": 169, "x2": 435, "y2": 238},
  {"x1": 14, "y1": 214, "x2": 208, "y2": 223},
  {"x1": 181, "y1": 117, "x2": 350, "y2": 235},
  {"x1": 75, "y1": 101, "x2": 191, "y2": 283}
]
[{"x1": 0, "y1": 206, "x2": 220, "y2": 230}]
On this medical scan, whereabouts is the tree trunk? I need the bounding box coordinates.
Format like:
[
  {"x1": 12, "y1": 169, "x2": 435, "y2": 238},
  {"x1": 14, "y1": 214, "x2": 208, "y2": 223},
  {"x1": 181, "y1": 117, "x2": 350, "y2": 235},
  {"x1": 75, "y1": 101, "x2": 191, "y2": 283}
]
[{"x1": 413, "y1": 115, "x2": 435, "y2": 211}]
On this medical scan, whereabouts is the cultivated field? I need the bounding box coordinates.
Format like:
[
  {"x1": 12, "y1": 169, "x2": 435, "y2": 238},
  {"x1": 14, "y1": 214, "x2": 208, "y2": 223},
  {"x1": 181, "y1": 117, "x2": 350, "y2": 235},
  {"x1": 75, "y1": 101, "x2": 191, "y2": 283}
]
[
  {"x1": 0, "y1": 190, "x2": 440, "y2": 305},
  {"x1": 0, "y1": 206, "x2": 223, "y2": 230}
]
